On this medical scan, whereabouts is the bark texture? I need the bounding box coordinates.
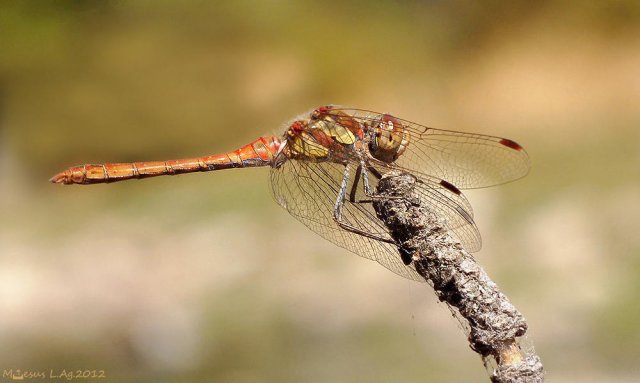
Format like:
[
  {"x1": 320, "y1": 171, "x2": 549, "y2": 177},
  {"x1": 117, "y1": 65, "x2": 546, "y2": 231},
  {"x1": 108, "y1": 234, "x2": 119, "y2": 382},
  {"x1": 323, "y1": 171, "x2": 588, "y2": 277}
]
[{"x1": 373, "y1": 172, "x2": 544, "y2": 383}]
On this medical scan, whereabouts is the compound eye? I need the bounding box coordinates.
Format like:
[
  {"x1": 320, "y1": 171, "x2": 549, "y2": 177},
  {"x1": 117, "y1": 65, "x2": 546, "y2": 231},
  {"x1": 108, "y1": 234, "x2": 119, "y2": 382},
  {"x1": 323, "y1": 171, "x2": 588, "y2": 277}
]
[{"x1": 381, "y1": 114, "x2": 399, "y2": 130}]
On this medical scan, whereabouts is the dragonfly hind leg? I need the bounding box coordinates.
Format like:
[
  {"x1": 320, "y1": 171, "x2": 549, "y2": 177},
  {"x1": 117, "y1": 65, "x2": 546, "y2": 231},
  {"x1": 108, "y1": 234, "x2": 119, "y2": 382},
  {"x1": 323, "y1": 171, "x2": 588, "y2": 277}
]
[{"x1": 342, "y1": 162, "x2": 415, "y2": 265}]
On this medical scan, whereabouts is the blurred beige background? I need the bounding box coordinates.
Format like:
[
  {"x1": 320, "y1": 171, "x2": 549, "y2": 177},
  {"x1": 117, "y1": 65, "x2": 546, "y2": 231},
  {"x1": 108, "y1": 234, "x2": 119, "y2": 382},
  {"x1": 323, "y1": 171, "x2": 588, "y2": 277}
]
[{"x1": 1, "y1": 1, "x2": 639, "y2": 382}]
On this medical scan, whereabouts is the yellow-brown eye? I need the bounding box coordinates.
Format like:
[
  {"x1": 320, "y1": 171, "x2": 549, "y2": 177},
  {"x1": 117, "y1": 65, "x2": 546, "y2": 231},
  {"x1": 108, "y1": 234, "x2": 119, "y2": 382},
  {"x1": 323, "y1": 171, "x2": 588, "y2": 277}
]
[{"x1": 368, "y1": 114, "x2": 409, "y2": 163}]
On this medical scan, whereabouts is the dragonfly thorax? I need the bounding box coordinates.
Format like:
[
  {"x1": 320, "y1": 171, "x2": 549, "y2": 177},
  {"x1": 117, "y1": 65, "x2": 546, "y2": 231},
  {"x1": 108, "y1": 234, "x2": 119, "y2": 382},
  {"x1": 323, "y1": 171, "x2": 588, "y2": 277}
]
[{"x1": 284, "y1": 116, "x2": 364, "y2": 163}]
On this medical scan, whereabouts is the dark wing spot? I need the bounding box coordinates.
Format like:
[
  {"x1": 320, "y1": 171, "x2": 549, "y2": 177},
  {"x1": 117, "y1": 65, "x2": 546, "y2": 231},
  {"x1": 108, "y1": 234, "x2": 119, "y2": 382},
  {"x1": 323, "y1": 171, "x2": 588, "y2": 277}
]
[
  {"x1": 439, "y1": 180, "x2": 462, "y2": 195},
  {"x1": 499, "y1": 138, "x2": 523, "y2": 151}
]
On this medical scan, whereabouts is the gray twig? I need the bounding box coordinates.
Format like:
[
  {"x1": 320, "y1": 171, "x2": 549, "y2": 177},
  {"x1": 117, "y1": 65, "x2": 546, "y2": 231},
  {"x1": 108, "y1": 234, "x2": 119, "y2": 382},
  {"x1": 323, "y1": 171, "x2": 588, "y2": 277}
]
[{"x1": 372, "y1": 172, "x2": 544, "y2": 383}]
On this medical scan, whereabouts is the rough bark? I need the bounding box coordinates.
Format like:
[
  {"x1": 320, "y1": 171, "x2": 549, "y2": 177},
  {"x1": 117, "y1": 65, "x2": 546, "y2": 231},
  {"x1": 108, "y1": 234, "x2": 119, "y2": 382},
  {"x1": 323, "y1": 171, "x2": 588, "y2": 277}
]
[{"x1": 373, "y1": 172, "x2": 544, "y2": 383}]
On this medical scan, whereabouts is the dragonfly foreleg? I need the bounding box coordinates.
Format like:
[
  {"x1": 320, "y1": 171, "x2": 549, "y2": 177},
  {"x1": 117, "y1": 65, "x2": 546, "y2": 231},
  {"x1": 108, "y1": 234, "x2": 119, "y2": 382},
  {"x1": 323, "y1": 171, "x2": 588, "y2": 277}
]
[
  {"x1": 349, "y1": 160, "x2": 407, "y2": 204},
  {"x1": 334, "y1": 164, "x2": 395, "y2": 244}
]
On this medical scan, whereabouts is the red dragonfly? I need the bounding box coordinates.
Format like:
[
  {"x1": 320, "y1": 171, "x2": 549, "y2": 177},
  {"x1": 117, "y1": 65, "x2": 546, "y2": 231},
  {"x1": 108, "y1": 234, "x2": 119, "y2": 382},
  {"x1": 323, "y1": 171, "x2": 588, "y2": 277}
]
[{"x1": 51, "y1": 106, "x2": 530, "y2": 281}]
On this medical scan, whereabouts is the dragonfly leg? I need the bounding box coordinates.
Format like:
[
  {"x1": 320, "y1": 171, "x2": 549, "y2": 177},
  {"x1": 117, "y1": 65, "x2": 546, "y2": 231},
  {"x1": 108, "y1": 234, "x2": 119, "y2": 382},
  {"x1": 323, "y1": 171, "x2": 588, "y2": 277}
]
[
  {"x1": 359, "y1": 164, "x2": 415, "y2": 265},
  {"x1": 361, "y1": 160, "x2": 373, "y2": 195},
  {"x1": 349, "y1": 160, "x2": 407, "y2": 204},
  {"x1": 334, "y1": 164, "x2": 395, "y2": 244},
  {"x1": 348, "y1": 164, "x2": 362, "y2": 203}
]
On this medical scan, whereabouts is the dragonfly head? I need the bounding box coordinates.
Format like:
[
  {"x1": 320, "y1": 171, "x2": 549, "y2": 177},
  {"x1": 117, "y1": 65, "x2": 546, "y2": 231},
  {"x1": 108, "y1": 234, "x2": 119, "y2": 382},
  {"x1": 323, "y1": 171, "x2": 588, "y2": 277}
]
[{"x1": 368, "y1": 114, "x2": 409, "y2": 163}]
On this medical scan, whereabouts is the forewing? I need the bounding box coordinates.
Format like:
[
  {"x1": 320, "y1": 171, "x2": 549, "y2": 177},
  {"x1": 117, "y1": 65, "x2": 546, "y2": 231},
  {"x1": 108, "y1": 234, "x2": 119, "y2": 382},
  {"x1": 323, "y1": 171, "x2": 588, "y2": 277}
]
[
  {"x1": 270, "y1": 157, "x2": 424, "y2": 281},
  {"x1": 395, "y1": 125, "x2": 531, "y2": 189},
  {"x1": 330, "y1": 107, "x2": 531, "y2": 189}
]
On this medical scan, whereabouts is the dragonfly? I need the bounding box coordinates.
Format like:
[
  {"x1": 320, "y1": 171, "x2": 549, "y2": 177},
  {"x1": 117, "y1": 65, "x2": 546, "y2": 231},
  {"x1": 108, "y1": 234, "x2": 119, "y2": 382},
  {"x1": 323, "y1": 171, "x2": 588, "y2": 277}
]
[{"x1": 51, "y1": 105, "x2": 530, "y2": 281}]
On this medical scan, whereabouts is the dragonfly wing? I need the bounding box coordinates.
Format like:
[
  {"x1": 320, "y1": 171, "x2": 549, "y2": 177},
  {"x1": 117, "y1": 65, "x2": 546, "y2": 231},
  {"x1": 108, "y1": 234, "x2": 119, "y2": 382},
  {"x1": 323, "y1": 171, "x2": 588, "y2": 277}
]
[
  {"x1": 373, "y1": 162, "x2": 482, "y2": 251},
  {"x1": 412, "y1": 175, "x2": 482, "y2": 252},
  {"x1": 270, "y1": 157, "x2": 424, "y2": 281},
  {"x1": 415, "y1": 173, "x2": 475, "y2": 219},
  {"x1": 328, "y1": 107, "x2": 531, "y2": 189},
  {"x1": 395, "y1": 125, "x2": 531, "y2": 189}
]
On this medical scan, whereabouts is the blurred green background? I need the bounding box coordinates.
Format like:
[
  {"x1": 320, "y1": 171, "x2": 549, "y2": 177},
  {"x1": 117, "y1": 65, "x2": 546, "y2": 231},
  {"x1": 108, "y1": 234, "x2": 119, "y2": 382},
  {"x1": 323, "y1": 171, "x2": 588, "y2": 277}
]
[{"x1": 1, "y1": 1, "x2": 639, "y2": 382}]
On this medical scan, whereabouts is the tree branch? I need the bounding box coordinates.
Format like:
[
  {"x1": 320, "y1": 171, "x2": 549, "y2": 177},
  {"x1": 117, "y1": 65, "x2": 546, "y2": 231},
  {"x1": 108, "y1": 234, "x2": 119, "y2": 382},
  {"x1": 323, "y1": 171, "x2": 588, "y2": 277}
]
[{"x1": 373, "y1": 172, "x2": 544, "y2": 383}]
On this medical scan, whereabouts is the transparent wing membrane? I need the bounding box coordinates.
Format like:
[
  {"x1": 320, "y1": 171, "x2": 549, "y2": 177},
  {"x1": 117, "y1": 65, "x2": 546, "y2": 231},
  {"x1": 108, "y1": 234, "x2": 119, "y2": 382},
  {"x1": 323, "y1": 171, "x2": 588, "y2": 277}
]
[
  {"x1": 271, "y1": 157, "x2": 424, "y2": 281},
  {"x1": 271, "y1": 156, "x2": 482, "y2": 281},
  {"x1": 329, "y1": 107, "x2": 531, "y2": 189}
]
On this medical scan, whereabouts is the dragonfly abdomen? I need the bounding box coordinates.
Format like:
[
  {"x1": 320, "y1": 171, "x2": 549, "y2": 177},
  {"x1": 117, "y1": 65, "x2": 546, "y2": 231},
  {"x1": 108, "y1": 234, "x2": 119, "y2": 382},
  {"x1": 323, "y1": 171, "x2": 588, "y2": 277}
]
[{"x1": 50, "y1": 136, "x2": 283, "y2": 185}]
